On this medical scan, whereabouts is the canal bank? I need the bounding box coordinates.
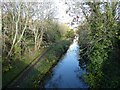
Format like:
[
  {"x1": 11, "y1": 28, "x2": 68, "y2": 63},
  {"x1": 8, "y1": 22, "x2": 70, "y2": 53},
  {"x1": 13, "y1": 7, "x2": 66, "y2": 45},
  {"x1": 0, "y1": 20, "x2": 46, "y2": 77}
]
[{"x1": 6, "y1": 39, "x2": 72, "y2": 88}]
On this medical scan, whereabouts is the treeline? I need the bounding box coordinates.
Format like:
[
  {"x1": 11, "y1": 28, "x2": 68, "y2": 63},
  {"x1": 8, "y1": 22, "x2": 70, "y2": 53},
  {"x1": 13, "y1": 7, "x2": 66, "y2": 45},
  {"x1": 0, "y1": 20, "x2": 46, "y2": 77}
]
[
  {"x1": 77, "y1": 2, "x2": 120, "y2": 88},
  {"x1": 2, "y1": 2, "x2": 73, "y2": 73}
]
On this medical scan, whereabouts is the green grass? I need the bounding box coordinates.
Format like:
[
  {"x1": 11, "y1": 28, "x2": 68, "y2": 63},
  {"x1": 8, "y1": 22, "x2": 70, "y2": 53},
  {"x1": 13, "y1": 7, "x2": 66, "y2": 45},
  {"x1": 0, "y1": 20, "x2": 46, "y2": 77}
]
[
  {"x1": 16, "y1": 39, "x2": 72, "y2": 88},
  {"x1": 2, "y1": 48, "x2": 46, "y2": 88}
]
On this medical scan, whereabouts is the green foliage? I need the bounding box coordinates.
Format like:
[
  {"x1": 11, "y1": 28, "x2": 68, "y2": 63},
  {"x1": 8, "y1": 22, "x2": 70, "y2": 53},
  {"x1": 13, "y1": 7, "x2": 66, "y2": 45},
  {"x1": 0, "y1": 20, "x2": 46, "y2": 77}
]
[
  {"x1": 58, "y1": 24, "x2": 71, "y2": 37},
  {"x1": 78, "y1": 2, "x2": 120, "y2": 88},
  {"x1": 15, "y1": 40, "x2": 71, "y2": 88},
  {"x1": 2, "y1": 3, "x2": 72, "y2": 87},
  {"x1": 43, "y1": 20, "x2": 61, "y2": 43},
  {"x1": 65, "y1": 29, "x2": 75, "y2": 38}
]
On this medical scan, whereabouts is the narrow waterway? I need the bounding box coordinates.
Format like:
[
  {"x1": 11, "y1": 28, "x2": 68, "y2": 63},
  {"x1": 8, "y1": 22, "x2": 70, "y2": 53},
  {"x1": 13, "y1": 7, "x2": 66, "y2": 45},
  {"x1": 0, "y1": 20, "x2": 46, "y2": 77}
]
[{"x1": 43, "y1": 36, "x2": 89, "y2": 88}]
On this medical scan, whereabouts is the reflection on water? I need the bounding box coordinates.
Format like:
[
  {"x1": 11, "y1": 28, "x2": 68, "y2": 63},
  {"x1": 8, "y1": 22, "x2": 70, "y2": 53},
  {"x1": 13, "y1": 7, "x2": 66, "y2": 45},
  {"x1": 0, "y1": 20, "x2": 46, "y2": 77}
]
[{"x1": 44, "y1": 36, "x2": 89, "y2": 88}]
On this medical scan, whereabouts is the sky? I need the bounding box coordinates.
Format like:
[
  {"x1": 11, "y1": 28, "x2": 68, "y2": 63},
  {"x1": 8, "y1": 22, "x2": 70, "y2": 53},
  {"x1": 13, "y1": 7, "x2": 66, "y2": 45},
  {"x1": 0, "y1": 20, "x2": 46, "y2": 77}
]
[
  {"x1": 53, "y1": 0, "x2": 83, "y2": 30},
  {"x1": 54, "y1": 0, "x2": 72, "y2": 23},
  {"x1": 4, "y1": 0, "x2": 119, "y2": 29},
  {"x1": 2, "y1": 0, "x2": 120, "y2": 30},
  {"x1": 1, "y1": 0, "x2": 87, "y2": 29},
  {"x1": 53, "y1": 0, "x2": 73, "y2": 24}
]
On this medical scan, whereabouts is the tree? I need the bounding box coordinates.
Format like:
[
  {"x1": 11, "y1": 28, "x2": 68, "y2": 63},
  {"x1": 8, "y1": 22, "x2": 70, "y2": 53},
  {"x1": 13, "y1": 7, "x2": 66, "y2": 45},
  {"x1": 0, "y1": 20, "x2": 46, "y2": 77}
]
[{"x1": 77, "y1": 1, "x2": 120, "y2": 88}]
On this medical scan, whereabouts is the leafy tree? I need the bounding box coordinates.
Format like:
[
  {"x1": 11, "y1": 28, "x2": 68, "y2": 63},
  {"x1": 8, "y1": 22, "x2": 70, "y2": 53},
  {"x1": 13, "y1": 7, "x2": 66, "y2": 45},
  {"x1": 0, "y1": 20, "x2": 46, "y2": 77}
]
[
  {"x1": 65, "y1": 29, "x2": 75, "y2": 38},
  {"x1": 69, "y1": 0, "x2": 120, "y2": 88}
]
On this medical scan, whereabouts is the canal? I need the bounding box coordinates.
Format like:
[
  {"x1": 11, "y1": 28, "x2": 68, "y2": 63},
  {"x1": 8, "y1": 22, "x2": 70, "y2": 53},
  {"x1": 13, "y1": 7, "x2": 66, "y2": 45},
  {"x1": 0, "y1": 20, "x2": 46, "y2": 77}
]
[{"x1": 43, "y1": 36, "x2": 89, "y2": 88}]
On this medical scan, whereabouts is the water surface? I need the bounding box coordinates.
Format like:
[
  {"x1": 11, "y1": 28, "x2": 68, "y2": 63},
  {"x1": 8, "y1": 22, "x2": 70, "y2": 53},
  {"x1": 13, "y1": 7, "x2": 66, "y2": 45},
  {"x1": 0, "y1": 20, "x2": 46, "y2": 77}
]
[{"x1": 44, "y1": 36, "x2": 89, "y2": 88}]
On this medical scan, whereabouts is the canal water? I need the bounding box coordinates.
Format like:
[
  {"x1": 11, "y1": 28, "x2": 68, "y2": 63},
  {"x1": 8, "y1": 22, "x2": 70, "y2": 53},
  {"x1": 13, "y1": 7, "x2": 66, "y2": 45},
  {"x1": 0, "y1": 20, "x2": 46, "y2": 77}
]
[{"x1": 43, "y1": 36, "x2": 89, "y2": 88}]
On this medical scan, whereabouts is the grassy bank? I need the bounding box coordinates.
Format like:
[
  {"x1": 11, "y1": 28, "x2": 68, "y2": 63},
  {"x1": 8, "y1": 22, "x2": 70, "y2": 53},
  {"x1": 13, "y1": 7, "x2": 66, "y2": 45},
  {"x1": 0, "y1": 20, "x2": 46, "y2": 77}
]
[
  {"x1": 3, "y1": 48, "x2": 46, "y2": 88},
  {"x1": 15, "y1": 39, "x2": 72, "y2": 88}
]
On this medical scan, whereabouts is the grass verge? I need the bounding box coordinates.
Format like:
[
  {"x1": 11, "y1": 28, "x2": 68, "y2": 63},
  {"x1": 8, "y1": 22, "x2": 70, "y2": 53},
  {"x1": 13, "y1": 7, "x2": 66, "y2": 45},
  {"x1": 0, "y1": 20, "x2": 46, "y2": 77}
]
[
  {"x1": 2, "y1": 48, "x2": 46, "y2": 88},
  {"x1": 15, "y1": 39, "x2": 72, "y2": 88}
]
